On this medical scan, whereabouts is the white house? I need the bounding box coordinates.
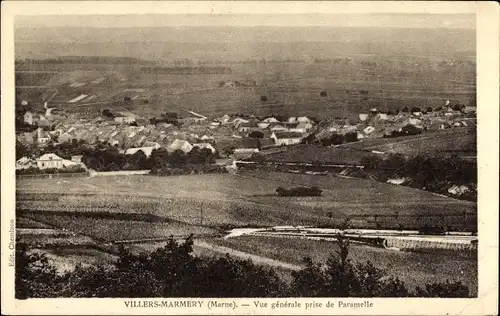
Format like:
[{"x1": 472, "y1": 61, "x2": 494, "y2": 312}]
[
  {"x1": 258, "y1": 122, "x2": 270, "y2": 129},
  {"x1": 271, "y1": 132, "x2": 304, "y2": 146},
  {"x1": 263, "y1": 117, "x2": 279, "y2": 123},
  {"x1": 359, "y1": 113, "x2": 369, "y2": 122},
  {"x1": 36, "y1": 153, "x2": 78, "y2": 170}
]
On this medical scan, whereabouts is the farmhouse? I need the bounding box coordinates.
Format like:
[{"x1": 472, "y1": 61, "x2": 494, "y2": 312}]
[
  {"x1": 238, "y1": 121, "x2": 259, "y2": 133},
  {"x1": 271, "y1": 132, "x2": 304, "y2": 146},
  {"x1": 36, "y1": 153, "x2": 79, "y2": 170}
]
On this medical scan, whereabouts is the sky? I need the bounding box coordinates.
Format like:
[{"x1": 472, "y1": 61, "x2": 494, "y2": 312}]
[{"x1": 15, "y1": 14, "x2": 475, "y2": 29}]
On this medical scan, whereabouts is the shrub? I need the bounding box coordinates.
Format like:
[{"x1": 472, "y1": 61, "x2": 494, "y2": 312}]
[
  {"x1": 260, "y1": 96, "x2": 268, "y2": 102},
  {"x1": 320, "y1": 91, "x2": 328, "y2": 97},
  {"x1": 276, "y1": 186, "x2": 322, "y2": 197}
]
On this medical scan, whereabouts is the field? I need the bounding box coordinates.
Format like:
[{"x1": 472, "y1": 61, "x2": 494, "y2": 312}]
[
  {"x1": 15, "y1": 57, "x2": 475, "y2": 119},
  {"x1": 17, "y1": 171, "x2": 476, "y2": 232},
  {"x1": 264, "y1": 144, "x2": 379, "y2": 164},
  {"x1": 210, "y1": 235, "x2": 477, "y2": 295},
  {"x1": 343, "y1": 127, "x2": 476, "y2": 156}
]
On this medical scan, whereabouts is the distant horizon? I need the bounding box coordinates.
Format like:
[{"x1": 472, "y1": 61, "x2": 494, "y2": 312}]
[{"x1": 15, "y1": 13, "x2": 475, "y2": 30}]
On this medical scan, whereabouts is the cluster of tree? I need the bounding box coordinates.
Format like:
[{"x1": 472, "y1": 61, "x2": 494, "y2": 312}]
[
  {"x1": 360, "y1": 154, "x2": 477, "y2": 201},
  {"x1": 16, "y1": 165, "x2": 87, "y2": 175},
  {"x1": 151, "y1": 164, "x2": 227, "y2": 176},
  {"x1": 16, "y1": 139, "x2": 90, "y2": 161},
  {"x1": 276, "y1": 186, "x2": 322, "y2": 197},
  {"x1": 102, "y1": 109, "x2": 115, "y2": 118},
  {"x1": 384, "y1": 124, "x2": 422, "y2": 138},
  {"x1": 82, "y1": 147, "x2": 217, "y2": 172},
  {"x1": 15, "y1": 234, "x2": 471, "y2": 299},
  {"x1": 320, "y1": 132, "x2": 358, "y2": 146}
]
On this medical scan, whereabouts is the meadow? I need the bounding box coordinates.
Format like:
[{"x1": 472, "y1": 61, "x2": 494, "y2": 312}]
[{"x1": 209, "y1": 235, "x2": 478, "y2": 295}]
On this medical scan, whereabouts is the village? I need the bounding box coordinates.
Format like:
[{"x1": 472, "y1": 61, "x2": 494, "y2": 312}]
[{"x1": 15, "y1": 98, "x2": 476, "y2": 174}]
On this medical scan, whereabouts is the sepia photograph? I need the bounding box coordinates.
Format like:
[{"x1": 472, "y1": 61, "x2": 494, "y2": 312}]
[{"x1": 1, "y1": 1, "x2": 498, "y2": 315}]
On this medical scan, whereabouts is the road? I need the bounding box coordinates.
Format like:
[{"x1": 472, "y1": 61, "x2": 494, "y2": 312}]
[{"x1": 193, "y1": 240, "x2": 302, "y2": 271}]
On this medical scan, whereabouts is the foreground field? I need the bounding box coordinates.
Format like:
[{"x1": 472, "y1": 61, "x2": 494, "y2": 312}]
[
  {"x1": 210, "y1": 235, "x2": 477, "y2": 295},
  {"x1": 17, "y1": 171, "x2": 476, "y2": 231}
]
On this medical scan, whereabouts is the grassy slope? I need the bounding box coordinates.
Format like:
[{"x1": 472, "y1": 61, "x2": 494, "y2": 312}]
[{"x1": 210, "y1": 235, "x2": 477, "y2": 295}]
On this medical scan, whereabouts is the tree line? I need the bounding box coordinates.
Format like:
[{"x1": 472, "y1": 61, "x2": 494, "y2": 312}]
[
  {"x1": 82, "y1": 147, "x2": 216, "y2": 172},
  {"x1": 15, "y1": 234, "x2": 471, "y2": 298},
  {"x1": 361, "y1": 154, "x2": 477, "y2": 201}
]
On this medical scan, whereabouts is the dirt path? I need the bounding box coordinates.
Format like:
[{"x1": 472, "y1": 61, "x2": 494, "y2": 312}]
[{"x1": 193, "y1": 240, "x2": 302, "y2": 271}]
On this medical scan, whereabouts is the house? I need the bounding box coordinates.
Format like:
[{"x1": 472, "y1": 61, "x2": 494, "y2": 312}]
[
  {"x1": 36, "y1": 153, "x2": 78, "y2": 170},
  {"x1": 287, "y1": 117, "x2": 298, "y2": 124},
  {"x1": 359, "y1": 113, "x2": 369, "y2": 122},
  {"x1": 167, "y1": 139, "x2": 193, "y2": 153},
  {"x1": 36, "y1": 127, "x2": 51, "y2": 144},
  {"x1": 375, "y1": 113, "x2": 388, "y2": 121},
  {"x1": 16, "y1": 157, "x2": 36, "y2": 170},
  {"x1": 219, "y1": 114, "x2": 231, "y2": 124},
  {"x1": 58, "y1": 132, "x2": 73, "y2": 143},
  {"x1": 192, "y1": 143, "x2": 216, "y2": 153},
  {"x1": 271, "y1": 132, "x2": 304, "y2": 146},
  {"x1": 297, "y1": 116, "x2": 312, "y2": 124},
  {"x1": 263, "y1": 117, "x2": 279, "y2": 123},
  {"x1": 114, "y1": 116, "x2": 136, "y2": 124},
  {"x1": 258, "y1": 122, "x2": 270, "y2": 129},
  {"x1": 24, "y1": 111, "x2": 35, "y2": 125},
  {"x1": 407, "y1": 118, "x2": 422, "y2": 126},
  {"x1": 270, "y1": 124, "x2": 289, "y2": 132},
  {"x1": 297, "y1": 122, "x2": 313, "y2": 132},
  {"x1": 125, "y1": 146, "x2": 159, "y2": 158}
]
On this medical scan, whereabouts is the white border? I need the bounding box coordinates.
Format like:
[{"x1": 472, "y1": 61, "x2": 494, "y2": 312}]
[{"x1": 2, "y1": 2, "x2": 498, "y2": 315}]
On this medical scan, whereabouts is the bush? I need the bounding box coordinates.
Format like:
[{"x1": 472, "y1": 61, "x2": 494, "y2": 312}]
[
  {"x1": 401, "y1": 107, "x2": 409, "y2": 113},
  {"x1": 276, "y1": 186, "x2": 322, "y2": 197},
  {"x1": 320, "y1": 91, "x2": 327, "y2": 97},
  {"x1": 260, "y1": 96, "x2": 268, "y2": 102},
  {"x1": 16, "y1": 235, "x2": 472, "y2": 298}
]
